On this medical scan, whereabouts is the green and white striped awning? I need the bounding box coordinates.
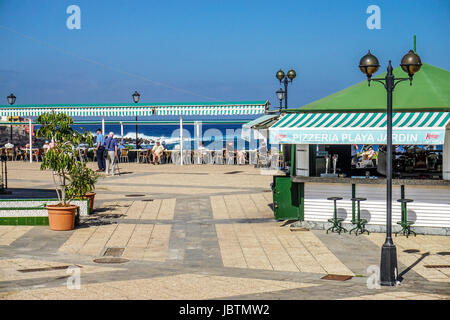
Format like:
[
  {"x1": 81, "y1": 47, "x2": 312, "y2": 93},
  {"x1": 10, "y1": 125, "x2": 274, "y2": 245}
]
[
  {"x1": 0, "y1": 101, "x2": 268, "y2": 117},
  {"x1": 270, "y1": 112, "x2": 450, "y2": 145}
]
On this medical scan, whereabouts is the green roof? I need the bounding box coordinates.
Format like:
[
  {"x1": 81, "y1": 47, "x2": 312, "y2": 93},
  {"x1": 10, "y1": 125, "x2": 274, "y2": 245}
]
[{"x1": 292, "y1": 63, "x2": 449, "y2": 113}]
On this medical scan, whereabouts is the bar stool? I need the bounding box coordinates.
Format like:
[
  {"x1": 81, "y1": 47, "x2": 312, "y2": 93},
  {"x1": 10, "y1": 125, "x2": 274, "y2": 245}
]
[
  {"x1": 349, "y1": 197, "x2": 369, "y2": 235},
  {"x1": 326, "y1": 197, "x2": 347, "y2": 234},
  {"x1": 395, "y1": 199, "x2": 416, "y2": 237}
]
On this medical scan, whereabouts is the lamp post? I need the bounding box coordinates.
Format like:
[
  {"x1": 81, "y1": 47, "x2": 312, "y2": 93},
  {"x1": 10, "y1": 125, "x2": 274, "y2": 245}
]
[
  {"x1": 132, "y1": 91, "x2": 140, "y2": 149},
  {"x1": 359, "y1": 49, "x2": 422, "y2": 286},
  {"x1": 276, "y1": 88, "x2": 285, "y2": 112},
  {"x1": 276, "y1": 69, "x2": 296, "y2": 108},
  {"x1": 7, "y1": 93, "x2": 16, "y2": 144}
]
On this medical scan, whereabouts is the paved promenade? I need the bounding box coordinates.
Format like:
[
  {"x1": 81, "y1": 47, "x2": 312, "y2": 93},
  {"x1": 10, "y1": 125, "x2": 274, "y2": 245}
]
[{"x1": 0, "y1": 162, "x2": 449, "y2": 300}]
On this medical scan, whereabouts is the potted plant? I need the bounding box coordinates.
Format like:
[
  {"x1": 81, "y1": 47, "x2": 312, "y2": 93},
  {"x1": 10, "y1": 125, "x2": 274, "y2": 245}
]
[
  {"x1": 36, "y1": 113, "x2": 93, "y2": 231},
  {"x1": 67, "y1": 161, "x2": 99, "y2": 214}
]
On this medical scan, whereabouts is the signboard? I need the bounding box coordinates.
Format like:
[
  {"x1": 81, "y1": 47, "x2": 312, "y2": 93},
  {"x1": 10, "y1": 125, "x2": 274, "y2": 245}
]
[{"x1": 270, "y1": 128, "x2": 446, "y2": 145}]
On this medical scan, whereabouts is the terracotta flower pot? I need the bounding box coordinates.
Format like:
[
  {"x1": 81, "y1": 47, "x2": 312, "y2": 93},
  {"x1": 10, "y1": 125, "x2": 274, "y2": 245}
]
[
  {"x1": 46, "y1": 204, "x2": 78, "y2": 231},
  {"x1": 84, "y1": 192, "x2": 96, "y2": 214}
]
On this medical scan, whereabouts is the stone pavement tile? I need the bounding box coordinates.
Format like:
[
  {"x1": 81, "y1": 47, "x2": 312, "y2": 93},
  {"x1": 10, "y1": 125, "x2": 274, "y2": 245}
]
[
  {"x1": 157, "y1": 198, "x2": 176, "y2": 220},
  {"x1": 236, "y1": 194, "x2": 259, "y2": 219},
  {"x1": 0, "y1": 257, "x2": 122, "y2": 281},
  {"x1": 312, "y1": 230, "x2": 381, "y2": 277},
  {"x1": 0, "y1": 273, "x2": 319, "y2": 300},
  {"x1": 339, "y1": 291, "x2": 449, "y2": 300},
  {"x1": 124, "y1": 200, "x2": 147, "y2": 219},
  {"x1": 223, "y1": 195, "x2": 245, "y2": 219},
  {"x1": 250, "y1": 193, "x2": 273, "y2": 218},
  {"x1": 140, "y1": 199, "x2": 162, "y2": 219},
  {"x1": 105, "y1": 224, "x2": 136, "y2": 248},
  {"x1": 210, "y1": 195, "x2": 229, "y2": 219},
  {"x1": 0, "y1": 226, "x2": 34, "y2": 246},
  {"x1": 0, "y1": 226, "x2": 16, "y2": 237},
  {"x1": 78, "y1": 224, "x2": 118, "y2": 256},
  {"x1": 126, "y1": 224, "x2": 154, "y2": 248},
  {"x1": 143, "y1": 224, "x2": 172, "y2": 261},
  {"x1": 365, "y1": 233, "x2": 450, "y2": 283},
  {"x1": 294, "y1": 231, "x2": 354, "y2": 276},
  {"x1": 59, "y1": 226, "x2": 98, "y2": 254},
  {"x1": 215, "y1": 224, "x2": 247, "y2": 268}
]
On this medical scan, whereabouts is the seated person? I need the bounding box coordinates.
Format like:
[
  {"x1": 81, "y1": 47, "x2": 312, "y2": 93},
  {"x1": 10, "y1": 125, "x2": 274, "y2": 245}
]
[
  {"x1": 236, "y1": 148, "x2": 246, "y2": 164},
  {"x1": 43, "y1": 141, "x2": 50, "y2": 153},
  {"x1": 198, "y1": 141, "x2": 208, "y2": 154},
  {"x1": 152, "y1": 140, "x2": 165, "y2": 164}
]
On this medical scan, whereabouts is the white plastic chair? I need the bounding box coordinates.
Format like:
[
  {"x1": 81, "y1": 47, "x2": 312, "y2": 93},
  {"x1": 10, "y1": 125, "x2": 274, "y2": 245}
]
[{"x1": 214, "y1": 150, "x2": 223, "y2": 164}]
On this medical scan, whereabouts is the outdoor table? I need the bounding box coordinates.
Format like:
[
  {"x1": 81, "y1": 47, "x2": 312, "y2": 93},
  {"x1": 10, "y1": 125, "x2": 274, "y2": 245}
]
[{"x1": 129, "y1": 149, "x2": 150, "y2": 163}]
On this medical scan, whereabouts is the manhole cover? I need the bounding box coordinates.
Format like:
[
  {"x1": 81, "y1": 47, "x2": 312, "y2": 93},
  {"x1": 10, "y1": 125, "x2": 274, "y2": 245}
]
[
  {"x1": 103, "y1": 247, "x2": 124, "y2": 257},
  {"x1": 403, "y1": 249, "x2": 420, "y2": 254},
  {"x1": 125, "y1": 194, "x2": 145, "y2": 197},
  {"x1": 93, "y1": 258, "x2": 129, "y2": 264},
  {"x1": 321, "y1": 274, "x2": 353, "y2": 281},
  {"x1": 424, "y1": 265, "x2": 450, "y2": 269},
  {"x1": 18, "y1": 265, "x2": 81, "y2": 273},
  {"x1": 437, "y1": 252, "x2": 450, "y2": 256}
]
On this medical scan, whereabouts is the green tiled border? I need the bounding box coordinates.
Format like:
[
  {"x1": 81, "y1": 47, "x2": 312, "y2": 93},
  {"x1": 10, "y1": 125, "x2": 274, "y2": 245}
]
[
  {"x1": 0, "y1": 198, "x2": 90, "y2": 216},
  {"x1": 0, "y1": 216, "x2": 49, "y2": 226}
]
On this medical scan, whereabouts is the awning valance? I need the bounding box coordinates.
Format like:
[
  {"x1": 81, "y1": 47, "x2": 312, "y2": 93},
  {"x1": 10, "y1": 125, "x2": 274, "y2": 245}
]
[
  {"x1": 242, "y1": 114, "x2": 279, "y2": 141},
  {"x1": 270, "y1": 112, "x2": 450, "y2": 145},
  {"x1": 0, "y1": 101, "x2": 269, "y2": 117}
]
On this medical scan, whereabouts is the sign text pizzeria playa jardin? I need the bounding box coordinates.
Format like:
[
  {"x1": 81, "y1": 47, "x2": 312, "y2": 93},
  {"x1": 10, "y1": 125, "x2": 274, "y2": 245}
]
[{"x1": 270, "y1": 129, "x2": 445, "y2": 145}]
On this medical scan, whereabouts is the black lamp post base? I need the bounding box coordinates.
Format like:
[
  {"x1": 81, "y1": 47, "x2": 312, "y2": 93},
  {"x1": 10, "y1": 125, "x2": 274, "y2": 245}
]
[{"x1": 380, "y1": 242, "x2": 398, "y2": 286}]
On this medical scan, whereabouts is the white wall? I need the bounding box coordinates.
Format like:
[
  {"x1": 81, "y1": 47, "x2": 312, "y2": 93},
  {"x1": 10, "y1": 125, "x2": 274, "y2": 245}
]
[{"x1": 304, "y1": 183, "x2": 450, "y2": 228}]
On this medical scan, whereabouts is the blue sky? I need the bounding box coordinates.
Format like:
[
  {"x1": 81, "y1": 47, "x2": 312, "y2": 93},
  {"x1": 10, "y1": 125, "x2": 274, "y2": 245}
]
[{"x1": 0, "y1": 0, "x2": 449, "y2": 107}]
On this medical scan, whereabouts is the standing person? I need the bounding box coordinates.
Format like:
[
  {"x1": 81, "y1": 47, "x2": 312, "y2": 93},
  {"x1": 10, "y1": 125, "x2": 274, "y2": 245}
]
[
  {"x1": 95, "y1": 128, "x2": 105, "y2": 172},
  {"x1": 104, "y1": 132, "x2": 118, "y2": 176}
]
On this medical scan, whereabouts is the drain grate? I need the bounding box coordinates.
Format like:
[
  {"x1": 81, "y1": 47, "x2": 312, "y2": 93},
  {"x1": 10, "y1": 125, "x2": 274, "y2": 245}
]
[
  {"x1": 403, "y1": 249, "x2": 421, "y2": 254},
  {"x1": 93, "y1": 257, "x2": 129, "y2": 264},
  {"x1": 18, "y1": 265, "x2": 81, "y2": 273},
  {"x1": 125, "y1": 194, "x2": 145, "y2": 197},
  {"x1": 103, "y1": 247, "x2": 124, "y2": 257},
  {"x1": 321, "y1": 274, "x2": 353, "y2": 281},
  {"x1": 424, "y1": 265, "x2": 450, "y2": 269},
  {"x1": 141, "y1": 199, "x2": 154, "y2": 202},
  {"x1": 437, "y1": 252, "x2": 450, "y2": 256},
  {"x1": 224, "y1": 171, "x2": 243, "y2": 175}
]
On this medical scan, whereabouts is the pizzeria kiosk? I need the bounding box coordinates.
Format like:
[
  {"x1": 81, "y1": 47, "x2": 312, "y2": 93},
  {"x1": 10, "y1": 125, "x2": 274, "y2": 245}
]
[{"x1": 269, "y1": 63, "x2": 450, "y2": 235}]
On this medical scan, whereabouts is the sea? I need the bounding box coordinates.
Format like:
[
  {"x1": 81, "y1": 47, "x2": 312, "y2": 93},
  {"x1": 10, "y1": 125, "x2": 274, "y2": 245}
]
[{"x1": 65, "y1": 116, "x2": 266, "y2": 150}]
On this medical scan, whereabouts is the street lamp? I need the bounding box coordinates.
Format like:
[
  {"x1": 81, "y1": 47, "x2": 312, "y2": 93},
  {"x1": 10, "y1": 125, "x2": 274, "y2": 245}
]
[
  {"x1": 276, "y1": 88, "x2": 285, "y2": 111},
  {"x1": 7, "y1": 93, "x2": 16, "y2": 144},
  {"x1": 276, "y1": 69, "x2": 296, "y2": 109},
  {"x1": 359, "y1": 49, "x2": 422, "y2": 286},
  {"x1": 7, "y1": 93, "x2": 16, "y2": 105},
  {"x1": 132, "y1": 91, "x2": 140, "y2": 149}
]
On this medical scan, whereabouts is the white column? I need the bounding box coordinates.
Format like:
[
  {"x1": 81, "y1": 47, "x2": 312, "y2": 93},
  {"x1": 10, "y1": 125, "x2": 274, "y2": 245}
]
[
  {"x1": 102, "y1": 116, "x2": 105, "y2": 134},
  {"x1": 295, "y1": 144, "x2": 309, "y2": 176},
  {"x1": 444, "y1": 129, "x2": 450, "y2": 180},
  {"x1": 120, "y1": 121, "x2": 124, "y2": 143},
  {"x1": 180, "y1": 116, "x2": 183, "y2": 166},
  {"x1": 194, "y1": 121, "x2": 202, "y2": 150},
  {"x1": 29, "y1": 118, "x2": 32, "y2": 163}
]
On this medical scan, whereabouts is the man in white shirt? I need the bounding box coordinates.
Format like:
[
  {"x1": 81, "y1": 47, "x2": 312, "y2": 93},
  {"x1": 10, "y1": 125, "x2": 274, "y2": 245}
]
[{"x1": 152, "y1": 141, "x2": 165, "y2": 164}]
